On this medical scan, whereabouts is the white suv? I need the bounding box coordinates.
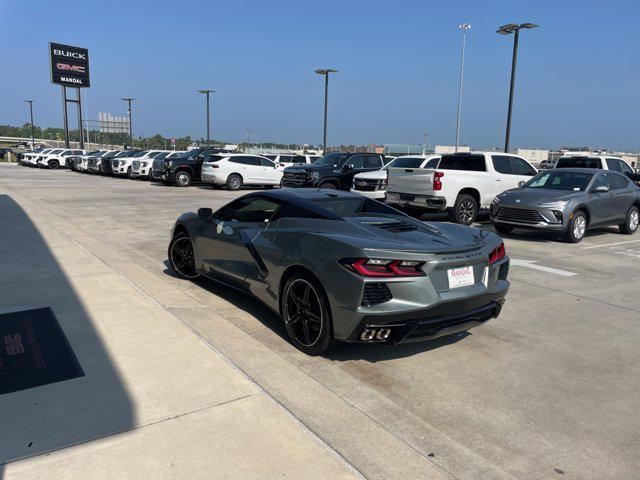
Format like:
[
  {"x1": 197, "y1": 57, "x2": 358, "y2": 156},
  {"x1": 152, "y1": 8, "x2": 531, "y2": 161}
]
[
  {"x1": 263, "y1": 154, "x2": 321, "y2": 168},
  {"x1": 131, "y1": 151, "x2": 182, "y2": 179},
  {"x1": 23, "y1": 148, "x2": 53, "y2": 166},
  {"x1": 201, "y1": 154, "x2": 283, "y2": 190},
  {"x1": 351, "y1": 155, "x2": 440, "y2": 199},
  {"x1": 112, "y1": 150, "x2": 168, "y2": 177},
  {"x1": 37, "y1": 149, "x2": 85, "y2": 169}
]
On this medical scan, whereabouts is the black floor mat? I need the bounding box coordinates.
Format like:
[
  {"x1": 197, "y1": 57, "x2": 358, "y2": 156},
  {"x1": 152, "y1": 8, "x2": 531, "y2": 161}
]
[{"x1": 0, "y1": 307, "x2": 84, "y2": 395}]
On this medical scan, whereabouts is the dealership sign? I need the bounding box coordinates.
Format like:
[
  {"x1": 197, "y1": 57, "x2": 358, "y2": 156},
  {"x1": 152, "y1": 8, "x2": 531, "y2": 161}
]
[{"x1": 49, "y1": 42, "x2": 90, "y2": 88}]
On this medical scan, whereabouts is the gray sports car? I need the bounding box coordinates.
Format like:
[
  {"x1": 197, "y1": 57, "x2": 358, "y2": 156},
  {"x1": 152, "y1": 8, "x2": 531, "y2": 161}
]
[
  {"x1": 168, "y1": 189, "x2": 509, "y2": 354},
  {"x1": 491, "y1": 168, "x2": 640, "y2": 243}
]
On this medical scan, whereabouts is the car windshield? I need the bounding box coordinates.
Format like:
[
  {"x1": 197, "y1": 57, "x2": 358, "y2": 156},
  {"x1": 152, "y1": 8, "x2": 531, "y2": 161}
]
[
  {"x1": 170, "y1": 150, "x2": 198, "y2": 159},
  {"x1": 86, "y1": 150, "x2": 102, "y2": 156},
  {"x1": 116, "y1": 150, "x2": 136, "y2": 157},
  {"x1": 48, "y1": 149, "x2": 63, "y2": 154},
  {"x1": 314, "y1": 153, "x2": 349, "y2": 167},
  {"x1": 524, "y1": 171, "x2": 593, "y2": 191},
  {"x1": 131, "y1": 150, "x2": 149, "y2": 157},
  {"x1": 154, "y1": 152, "x2": 170, "y2": 160},
  {"x1": 387, "y1": 157, "x2": 425, "y2": 169}
]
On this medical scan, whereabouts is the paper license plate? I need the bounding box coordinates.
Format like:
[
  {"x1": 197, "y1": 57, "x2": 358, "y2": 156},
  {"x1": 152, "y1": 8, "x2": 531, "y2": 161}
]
[{"x1": 447, "y1": 266, "x2": 474, "y2": 289}]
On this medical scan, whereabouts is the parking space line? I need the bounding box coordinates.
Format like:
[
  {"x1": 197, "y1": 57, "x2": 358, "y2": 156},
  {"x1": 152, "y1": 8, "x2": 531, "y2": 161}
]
[
  {"x1": 581, "y1": 239, "x2": 640, "y2": 250},
  {"x1": 510, "y1": 258, "x2": 577, "y2": 277}
]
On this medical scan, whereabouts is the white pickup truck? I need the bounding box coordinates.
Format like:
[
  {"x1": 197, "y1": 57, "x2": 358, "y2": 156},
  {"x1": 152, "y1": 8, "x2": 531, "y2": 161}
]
[{"x1": 386, "y1": 151, "x2": 537, "y2": 224}]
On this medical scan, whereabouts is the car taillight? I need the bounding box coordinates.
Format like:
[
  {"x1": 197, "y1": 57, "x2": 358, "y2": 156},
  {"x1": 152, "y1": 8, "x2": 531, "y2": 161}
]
[
  {"x1": 341, "y1": 258, "x2": 425, "y2": 277},
  {"x1": 488, "y1": 243, "x2": 505, "y2": 264},
  {"x1": 433, "y1": 171, "x2": 444, "y2": 191}
]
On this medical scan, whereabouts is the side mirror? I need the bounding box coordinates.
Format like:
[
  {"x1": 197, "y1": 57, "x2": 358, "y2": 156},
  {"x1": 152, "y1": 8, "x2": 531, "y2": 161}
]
[
  {"x1": 197, "y1": 208, "x2": 213, "y2": 220},
  {"x1": 196, "y1": 155, "x2": 204, "y2": 162},
  {"x1": 517, "y1": 181, "x2": 525, "y2": 187},
  {"x1": 593, "y1": 185, "x2": 609, "y2": 193},
  {"x1": 342, "y1": 163, "x2": 354, "y2": 172}
]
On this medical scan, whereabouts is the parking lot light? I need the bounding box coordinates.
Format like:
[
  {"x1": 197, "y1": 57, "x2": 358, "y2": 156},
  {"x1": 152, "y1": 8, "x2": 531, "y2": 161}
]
[
  {"x1": 497, "y1": 23, "x2": 539, "y2": 153},
  {"x1": 315, "y1": 69, "x2": 338, "y2": 154},
  {"x1": 121, "y1": 97, "x2": 135, "y2": 147},
  {"x1": 198, "y1": 89, "x2": 214, "y2": 146},
  {"x1": 24, "y1": 100, "x2": 35, "y2": 149},
  {"x1": 455, "y1": 23, "x2": 471, "y2": 153}
]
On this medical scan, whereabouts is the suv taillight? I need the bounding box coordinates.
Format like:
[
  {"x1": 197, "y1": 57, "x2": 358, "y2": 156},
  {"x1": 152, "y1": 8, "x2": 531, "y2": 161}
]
[
  {"x1": 433, "y1": 171, "x2": 444, "y2": 191},
  {"x1": 489, "y1": 243, "x2": 506, "y2": 264},
  {"x1": 340, "y1": 258, "x2": 425, "y2": 277}
]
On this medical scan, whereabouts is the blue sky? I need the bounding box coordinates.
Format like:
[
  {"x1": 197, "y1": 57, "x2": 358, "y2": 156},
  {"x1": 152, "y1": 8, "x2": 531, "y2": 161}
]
[{"x1": 1, "y1": 0, "x2": 638, "y2": 150}]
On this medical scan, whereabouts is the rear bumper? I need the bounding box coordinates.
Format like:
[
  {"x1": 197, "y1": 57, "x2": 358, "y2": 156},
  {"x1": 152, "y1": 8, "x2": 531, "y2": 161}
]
[
  {"x1": 350, "y1": 293, "x2": 507, "y2": 344},
  {"x1": 386, "y1": 192, "x2": 447, "y2": 210}
]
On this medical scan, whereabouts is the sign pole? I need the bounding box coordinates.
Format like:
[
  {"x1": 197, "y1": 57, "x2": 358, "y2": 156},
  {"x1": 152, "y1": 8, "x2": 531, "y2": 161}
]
[
  {"x1": 76, "y1": 88, "x2": 84, "y2": 149},
  {"x1": 62, "y1": 86, "x2": 70, "y2": 148}
]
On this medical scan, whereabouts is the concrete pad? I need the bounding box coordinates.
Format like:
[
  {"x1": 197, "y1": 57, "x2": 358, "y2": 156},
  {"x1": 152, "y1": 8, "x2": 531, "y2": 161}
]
[{"x1": 4, "y1": 394, "x2": 359, "y2": 480}]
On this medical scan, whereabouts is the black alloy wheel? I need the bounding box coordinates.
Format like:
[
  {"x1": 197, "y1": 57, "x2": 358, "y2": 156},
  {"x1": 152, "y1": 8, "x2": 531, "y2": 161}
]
[
  {"x1": 168, "y1": 232, "x2": 200, "y2": 279},
  {"x1": 49, "y1": 159, "x2": 59, "y2": 170},
  {"x1": 282, "y1": 274, "x2": 334, "y2": 354}
]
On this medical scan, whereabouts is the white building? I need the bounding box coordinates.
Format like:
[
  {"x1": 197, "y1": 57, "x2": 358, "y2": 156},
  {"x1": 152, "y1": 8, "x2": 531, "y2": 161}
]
[
  {"x1": 516, "y1": 149, "x2": 549, "y2": 165},
  {"x1": 434, "y1": 145, "x2": 471, "y2": 154}
]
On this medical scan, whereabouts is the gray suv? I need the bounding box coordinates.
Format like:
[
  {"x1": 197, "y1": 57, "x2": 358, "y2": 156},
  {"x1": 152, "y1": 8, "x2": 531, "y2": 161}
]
[{"x1": 490, "y1": 168, "x2": 640, "y2": 243}]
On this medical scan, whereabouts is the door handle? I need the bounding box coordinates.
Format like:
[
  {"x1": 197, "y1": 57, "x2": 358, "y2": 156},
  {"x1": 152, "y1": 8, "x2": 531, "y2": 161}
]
[{"x1": 495, "y1": 178, "x2": 502, "y2": 181}]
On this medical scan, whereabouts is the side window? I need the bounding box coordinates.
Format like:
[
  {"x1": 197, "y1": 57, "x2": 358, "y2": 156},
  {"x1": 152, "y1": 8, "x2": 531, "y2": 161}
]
[
  {"x1": 610, "y1": 174, "x2": 629, "y2": 190},
  {"x1": 245, "y1": 156, "x2": 262, "y2": 166},
  {"x1": 348, "y1": 155, "x2": 364, "y2": 169},
  {"x1": 364, "y1": 155, "x2": 383, "y2": 169},
  {"x1": 424, "y1": 158, "x2": 439, "y2": 169},
  {"x1": 606, "y1": 158, "x2": 621, "y2": 172},
  {"x1": 291, "y1": 155, "x2": 307, "y2": 164},
  {"x1": 279, "y1": 155, "x2": 294, "y2": 164},
  {"x1": 492, "y1": 155, "x2": 513, "y2": 174},
  {"x1": 216, "y1": 196, "x2": 281, "y2": 223},
  {"x1": 619, "y1": 161, "x2": 634, "y2": 175},
  {"x1": 457, "y1": 155, "x2": 486, "y2": 172},
  {"x1": 511, "y1": 157, "x2": 537, "y2": 176},
  {"x1": 259, "y1": 157, "x2": 275, "y2": 167},
  {"x1": 591, "y1": 174, "x2": 610, "y2": 191}
]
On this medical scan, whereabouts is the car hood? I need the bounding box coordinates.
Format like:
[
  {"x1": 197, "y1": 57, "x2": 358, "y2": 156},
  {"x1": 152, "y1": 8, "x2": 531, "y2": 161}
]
[
  {"x1": 354, "y1": 170, "x2": 385, "y2": 180},
  {"x1": 498, "y1": 188, "x2": 583, "y2": 205},
  {"x1": 284, "y1": 165, "x2": 340, "y2": 174}
]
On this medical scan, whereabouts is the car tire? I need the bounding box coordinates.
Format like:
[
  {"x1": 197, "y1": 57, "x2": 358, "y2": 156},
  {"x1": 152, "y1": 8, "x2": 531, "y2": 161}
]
[
  {"x1": 48, "y1": 160, "x2": 59, "y2": 170},
  {"x1": 318, "y1": 182, "x2": 337, "y2": 189},
  {"x1": 175, "y1": 171, "x2": 192, "y2": 187},
  {"x1": 493, "y1": 223, "x2": 514, "y2": 235},
  {"x1": 449, "y1": 194, "x2": 477, "y2": 225},
  {"x1": 227, "y1": 174, "x2": 243, "y2": 190},
  {"x1": 127, "y1": 167, "x2": 133, "y2": 179},
  {"x1": 167, "y1": 231, "x2": 201, "y2": 279},
  {"x1": 281, "y1": 272, "x2": 335, "y2": 355},
  {"x1": 619, "y1": 205, "x2": 639, "y2": 235},
  {"x1": 564, "y1": 210, "x2": 587, "y2": 243}
]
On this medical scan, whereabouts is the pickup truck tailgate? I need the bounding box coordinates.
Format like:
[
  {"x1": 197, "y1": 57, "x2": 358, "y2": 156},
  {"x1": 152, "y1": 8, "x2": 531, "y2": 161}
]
[{"x1": 387, "y1": 167, "x2": 435, "y2": 195}]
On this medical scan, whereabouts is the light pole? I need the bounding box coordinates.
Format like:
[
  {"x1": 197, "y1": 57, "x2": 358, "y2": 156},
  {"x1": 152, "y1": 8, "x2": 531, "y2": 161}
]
[
  {"x1": 455, "y1": 23, "x2": 471, "y2": 152},
  {"x1": 315, "y1": 69, "x2": 338, "y2": 154},
  {"x1": 121, "y1": 97, "x2": 135, "y2": 147},
  {"x1": 497, "y1": 22, "x2": 538, "y2": 153},
  {"x1": 198, "y1": 89, "x2": 214, "y2": 145},
  {"x1": 24, "y1": 100, "x2": 35, "y2": 149}
]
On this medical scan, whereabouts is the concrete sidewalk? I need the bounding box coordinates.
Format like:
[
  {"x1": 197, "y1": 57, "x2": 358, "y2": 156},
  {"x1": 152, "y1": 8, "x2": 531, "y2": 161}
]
[{"x1": 0, "y1": 189, "x2": 360, "y2": 479}]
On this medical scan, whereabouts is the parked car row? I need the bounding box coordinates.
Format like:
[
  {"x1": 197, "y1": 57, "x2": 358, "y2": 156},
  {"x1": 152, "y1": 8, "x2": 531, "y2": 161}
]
[{"x1": 19, "y1": 146, "x2": 640, "y2": 244}]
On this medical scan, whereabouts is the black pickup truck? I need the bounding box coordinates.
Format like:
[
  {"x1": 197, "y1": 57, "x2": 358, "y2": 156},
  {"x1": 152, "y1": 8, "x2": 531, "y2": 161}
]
[
  {"x1": 151, "y1": 147, "x2": 230, "y2": 187},
  {"x1": 280, "y1": 152, "x2": 385, "y2": 190}
]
